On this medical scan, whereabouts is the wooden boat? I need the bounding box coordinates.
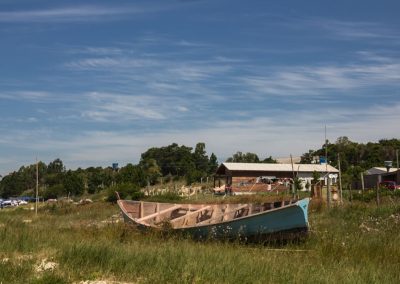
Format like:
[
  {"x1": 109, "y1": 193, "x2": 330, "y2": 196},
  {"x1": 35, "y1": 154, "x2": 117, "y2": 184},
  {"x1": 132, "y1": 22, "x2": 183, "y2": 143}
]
[{"x1": 117, "y1": 198, "x2": 310, "y2": 240}]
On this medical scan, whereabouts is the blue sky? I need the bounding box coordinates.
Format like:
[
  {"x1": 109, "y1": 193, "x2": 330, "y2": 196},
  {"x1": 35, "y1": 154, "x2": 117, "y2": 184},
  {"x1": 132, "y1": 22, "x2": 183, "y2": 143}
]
[{"x1": 1, "y1": 0, "x2": 400, "y2": 175}]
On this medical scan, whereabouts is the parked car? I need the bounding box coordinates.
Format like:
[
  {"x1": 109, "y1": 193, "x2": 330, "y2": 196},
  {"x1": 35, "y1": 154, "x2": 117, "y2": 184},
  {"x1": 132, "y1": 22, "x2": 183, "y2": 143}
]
[
  {"x1": 0, "y1": 199, "x2": 29, "y2": 208},
  {"x1": 1, "y1": 200, "x2": 12, "y2": 207},
  {"x1": 379, "y1": 181, "x2": 400, "y2": 190}
]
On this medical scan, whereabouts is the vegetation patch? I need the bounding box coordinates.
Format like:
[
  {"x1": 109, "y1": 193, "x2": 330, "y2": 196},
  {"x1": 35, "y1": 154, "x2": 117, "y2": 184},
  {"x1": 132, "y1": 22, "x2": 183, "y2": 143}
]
[{"x1": 0, "y1": 199, "x2": 399, "y2": 282}]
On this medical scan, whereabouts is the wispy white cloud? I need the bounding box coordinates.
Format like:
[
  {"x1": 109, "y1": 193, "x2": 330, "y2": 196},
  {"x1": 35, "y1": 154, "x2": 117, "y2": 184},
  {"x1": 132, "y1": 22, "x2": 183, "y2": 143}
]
[
  {"x1": 68, "y1": 47, "x2": 124, "y2": 56},
  {"x1": 317, "y1": 19, "x2": 400, "y2": 40},
  {"x1": 281, "y1": 17, "x2": 400, "y2": 44},
  {"x1": 243, "y1": 59, "x2": 400, "y2": 97},
  {"x1": 0, "y1": 3, "x2": 179, "y2": 23},
  {"x1": 81, "y1": 92, "x2": 190, "y2": 122},
  {"x1": 65, "y1": 56, "x2": 162, "y2": 71},
  {"x1": 0, "y1": 91, "x2": 50, "y2": 101},
  {"x1": 2, "y1": 101, "x2": 399, "y2": 174},
  {"x1": 169, "y1": 64, "x2": 232, "y2": 81}
]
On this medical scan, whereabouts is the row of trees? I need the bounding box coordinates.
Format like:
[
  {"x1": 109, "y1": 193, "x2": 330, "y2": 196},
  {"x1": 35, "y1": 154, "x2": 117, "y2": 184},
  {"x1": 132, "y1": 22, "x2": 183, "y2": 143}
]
[
  {"x1": 225, "y1": 151, "x2": 277, "y2": 163},
  {"x1": 1, "y1": 137, "x2": 398, "y2": 198},
  {"x1": 0, "y1": 143, "x2": 219, "y2": 198},
  {"x1": 300, "y1": 137, "x2": 400, "y2": 188}
]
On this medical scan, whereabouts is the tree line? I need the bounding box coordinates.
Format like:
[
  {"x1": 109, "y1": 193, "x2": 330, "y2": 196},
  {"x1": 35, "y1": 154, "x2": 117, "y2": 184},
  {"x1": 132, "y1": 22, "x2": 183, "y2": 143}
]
[
  {"x1": 0, "y1": 142, "x2": 219, "y2": 199},
  {"x1": 300, "y1": 137, "x2": 400, "y2": 188},
  {"x1": 1, "y1": 137, "x2": 398, "y2": 198}
]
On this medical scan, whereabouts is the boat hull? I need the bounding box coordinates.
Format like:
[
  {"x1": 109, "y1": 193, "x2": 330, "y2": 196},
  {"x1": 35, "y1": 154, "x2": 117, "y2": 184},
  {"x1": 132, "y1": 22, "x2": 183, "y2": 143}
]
[
  {"x1": 176, "y1": 198, "x2": 309, "y2": 240},
  {"x1": 117, "y1": 198, "x2": 310, "y2": 241}
]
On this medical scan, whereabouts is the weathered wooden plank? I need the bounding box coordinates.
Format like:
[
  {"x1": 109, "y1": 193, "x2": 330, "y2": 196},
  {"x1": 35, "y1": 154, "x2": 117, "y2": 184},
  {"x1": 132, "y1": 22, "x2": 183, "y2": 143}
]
[
  {"x1": 195, "y1": 204, "x2": 249, "y2": 226},
  {"x1": 136, "y1": 205, "x2": 181, "y2": 223},
  {"x1": 155, "y1": 203, "x2": 160, "y2": 222},
  {"x1": 140, "y1": 202, "x2": 144, "y2": 218},
  {"x1": 170, "y1": 206, "x2": 212, "y2": 227}
]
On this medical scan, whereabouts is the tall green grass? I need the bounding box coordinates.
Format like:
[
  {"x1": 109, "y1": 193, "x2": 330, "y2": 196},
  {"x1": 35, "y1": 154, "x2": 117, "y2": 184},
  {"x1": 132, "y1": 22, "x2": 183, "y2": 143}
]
[{"x1": 0, "y1": 200, "x2": 399, "y2": 283}]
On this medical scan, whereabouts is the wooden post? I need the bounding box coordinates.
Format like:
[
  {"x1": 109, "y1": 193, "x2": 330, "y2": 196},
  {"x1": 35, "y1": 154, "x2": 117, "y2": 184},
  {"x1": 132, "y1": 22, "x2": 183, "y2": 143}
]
[
  {"x1": 376, "y1": 182, "x2": 380, "y2": 207},
  {"x1": 291, "y1": 183, "x2": 295, "y2": 199},
  {"x1": 290, "y1": 154, "x2": 295, "y2": 179},
  {"x1": 338, "y1": 153, "x2": 343, "y2": 204},
  {"x1": 349, "y1": 184, "x2": 352, "y2": 202},
  {"x1": 327, "y1": 177, "x2": 331, "y2": 208},
  {"x1": 361, "y1": 172, "x2": 365, "y2": 194},
  {"x1": 376, "y1": 174, "x2": 382, "y2": 207}
]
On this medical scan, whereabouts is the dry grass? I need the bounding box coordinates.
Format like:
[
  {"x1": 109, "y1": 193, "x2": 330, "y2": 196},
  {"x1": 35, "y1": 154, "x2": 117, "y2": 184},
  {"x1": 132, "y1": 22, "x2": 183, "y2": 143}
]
[{"x1": 0, "y1": 197, "x2": 399, "y2": 283}]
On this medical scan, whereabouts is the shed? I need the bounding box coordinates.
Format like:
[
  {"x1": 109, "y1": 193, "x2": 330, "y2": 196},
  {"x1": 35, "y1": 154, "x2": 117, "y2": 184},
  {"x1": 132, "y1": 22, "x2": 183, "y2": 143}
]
[
  {"x1": 214, "y1": 162, "x2": 339, "y2": 192},
  {"x1": 363, "y1": 167, "x2": 400, "y2": 189}
]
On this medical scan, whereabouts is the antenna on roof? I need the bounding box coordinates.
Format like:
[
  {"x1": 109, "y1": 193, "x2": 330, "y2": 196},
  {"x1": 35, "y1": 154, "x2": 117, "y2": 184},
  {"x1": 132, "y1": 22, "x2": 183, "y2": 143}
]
[
  {"x1": 325, "y1": 125, "x2": 328, "y2": 172},
  {"x1": 325, "y1": 125, "x2": 331, "y2": 208}
]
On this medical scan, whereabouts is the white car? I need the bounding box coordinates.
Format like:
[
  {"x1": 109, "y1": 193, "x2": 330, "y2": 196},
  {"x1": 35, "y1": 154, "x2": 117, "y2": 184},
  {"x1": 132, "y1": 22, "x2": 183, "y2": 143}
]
[{"x1": 1, "y1": 200, "x2": 12, "y2": 207}]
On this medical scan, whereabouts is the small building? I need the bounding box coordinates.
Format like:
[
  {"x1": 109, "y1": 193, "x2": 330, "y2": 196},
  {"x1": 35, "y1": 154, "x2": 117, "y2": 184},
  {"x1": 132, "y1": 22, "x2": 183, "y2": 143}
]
[
  {"x1": 214, "y1": 162, "x2": 339, "y2": 192},
  {"x1": 363, "y1": 167, "x2": 400, "y2": 189}
]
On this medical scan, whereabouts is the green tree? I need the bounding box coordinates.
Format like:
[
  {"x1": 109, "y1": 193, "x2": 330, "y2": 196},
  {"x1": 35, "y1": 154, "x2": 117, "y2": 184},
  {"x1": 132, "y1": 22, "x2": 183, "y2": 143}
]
[
  {"x1": 117, "y1": 163, "x2": 147, "y2": 187},
  {"x1": 140, "y1": 143, "x2": 194, "y2": 177},
  {"x1": 312, "y1": 171, "x2": 321, "y2": 185},
  {"x1": 208, "y1": 153, "x2": 219, "y2": 174},
  {"x1": 262, "y1": 156, "x2": 277, "y2": 163},
  {"x1": 63, "y1": 170, "x2": 84, "y2": 196},
  {"x1": 193, "y1": 142, "x2": 209, "y2": 174},
  {"x1": 43, "y1": 184, "x2": 65, "y2": 199},
  {"x1": 47, "y1": 158, "x2": 65, "y2": 174},
  {"x1": 0, "y1": 172, "x2": 24, "y2": 198},
  {"x1": 86, "y1": 167, "x2": 107, "y2": 194},
  {"x1": 226, "y1": 151, "x2": 260, "y2": 163},
  {"x1": 140, "y1": 158, "x2": 162, "y2": 185},
  {"x1": 300, "y1": 150, "x2": 316, "y2": 164}
]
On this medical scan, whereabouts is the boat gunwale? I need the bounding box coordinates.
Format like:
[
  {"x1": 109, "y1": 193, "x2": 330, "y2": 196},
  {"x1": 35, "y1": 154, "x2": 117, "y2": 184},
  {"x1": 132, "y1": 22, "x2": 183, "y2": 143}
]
[{"x1": 117, "y1": 198, "x2": 310, "y2": 230}]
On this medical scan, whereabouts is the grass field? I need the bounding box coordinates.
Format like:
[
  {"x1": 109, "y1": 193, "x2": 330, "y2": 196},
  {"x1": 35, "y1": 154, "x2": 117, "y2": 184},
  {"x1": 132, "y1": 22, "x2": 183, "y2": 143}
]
[{"x1": 0, "y1": 195, "x2": 400, "y2": 283}]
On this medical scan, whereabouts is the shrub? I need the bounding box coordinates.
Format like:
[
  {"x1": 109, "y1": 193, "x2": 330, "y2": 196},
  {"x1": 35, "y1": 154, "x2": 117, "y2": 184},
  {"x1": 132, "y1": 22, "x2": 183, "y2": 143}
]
[
  {"x1": 106, "y1": 183, "x2": 144, "y2": 202},
  {"x1": 352, "y1": 189, "x2": 400, "y2": 202},
  {"x1": 43, "y1": 184, "x2": 65, "y2": 199}
]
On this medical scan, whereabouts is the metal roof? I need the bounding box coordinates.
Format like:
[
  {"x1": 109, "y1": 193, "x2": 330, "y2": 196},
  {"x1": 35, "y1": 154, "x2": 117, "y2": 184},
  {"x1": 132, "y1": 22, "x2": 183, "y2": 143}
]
[
  {"x1": 365, "y1": 167, "x2": 399, "y2": 175},
  {"x1": 219, "y1": 162, "x2": 339, "y2": 173}
]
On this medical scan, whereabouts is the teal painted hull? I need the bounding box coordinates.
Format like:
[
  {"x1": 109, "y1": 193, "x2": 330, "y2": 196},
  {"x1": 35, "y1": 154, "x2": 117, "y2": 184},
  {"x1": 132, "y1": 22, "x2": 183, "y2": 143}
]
[
  {"x1": 118, "y1": 198, "x2": 310, "y2": 240},
  {"x1": 176, "y1": 198, "x2": 309, "y2": 239}
]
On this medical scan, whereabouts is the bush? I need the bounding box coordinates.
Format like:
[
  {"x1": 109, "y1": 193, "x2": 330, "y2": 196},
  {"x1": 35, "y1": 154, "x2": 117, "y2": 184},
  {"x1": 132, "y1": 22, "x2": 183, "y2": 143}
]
[
  {"x1": 106, "y1": 183, "x2": 144, "y2": 202},
  {"x1": 352, "y1": 189, "x2": 400, "y2": 202},
  {"x1": 352, "y1": 190, "x2": 376, "y2": 202},
  {"x1": 43, "y1": 184, "x2": 65, "y2": 199}
]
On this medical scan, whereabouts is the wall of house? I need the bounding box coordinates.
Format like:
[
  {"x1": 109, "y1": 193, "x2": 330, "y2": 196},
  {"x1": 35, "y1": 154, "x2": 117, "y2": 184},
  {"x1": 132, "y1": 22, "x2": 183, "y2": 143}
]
[{"x1": 228, "y1": 171, "x2": 334, "y2": 191}]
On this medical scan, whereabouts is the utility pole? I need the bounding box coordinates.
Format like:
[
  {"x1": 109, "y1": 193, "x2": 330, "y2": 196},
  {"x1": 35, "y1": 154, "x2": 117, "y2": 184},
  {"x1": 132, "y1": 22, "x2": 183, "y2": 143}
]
[
  {"x1": 290, "y1": 154, "x2": 295, "y2": 197},
  {"x1": 327, "y1": 177, "x2": 331, "y2": 208},
  {"x1": 35, "y1": 157, "x2": 39, "y2": 216},
  {"x1": 338, "y1": 153, "x2": 343, "y2": 204},
  {"x1": 397, "y1": 149, "x2": 399, "y2": 170},
  {"x1": 325, "y1": 126, "x2": 330, "y2": 208}
]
